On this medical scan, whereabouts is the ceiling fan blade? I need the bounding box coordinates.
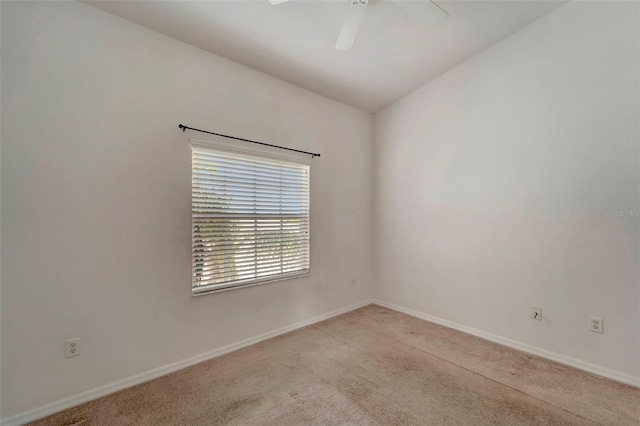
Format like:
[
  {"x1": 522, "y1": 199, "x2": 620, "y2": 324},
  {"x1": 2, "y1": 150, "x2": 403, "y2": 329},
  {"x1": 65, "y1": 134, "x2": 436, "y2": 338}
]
[
  {"x1": 335, "y1": 0, "x2": 368, "y2": 51},
  {"x1": 268, "y1": 0, "x2": 291, "y2": 5},
  {"x1": 393, "y1": 0, "x2": 448, "y2": 28}
]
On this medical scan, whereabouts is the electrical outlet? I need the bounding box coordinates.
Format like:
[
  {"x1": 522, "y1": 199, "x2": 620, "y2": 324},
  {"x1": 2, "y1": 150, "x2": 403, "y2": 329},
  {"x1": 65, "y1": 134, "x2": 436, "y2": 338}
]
[
  {"x1": 531, "y1": 307, "x2": 542, "y2": 321},
  {"x1": 590, "y1": 316, "x2": 604, "y2": 333},
  {"x1": 65, "y1": 338, "x2": 81, "y2": 358},
  {"x1": 350, "y1": 278, "x2": 357, "y2": 288}
]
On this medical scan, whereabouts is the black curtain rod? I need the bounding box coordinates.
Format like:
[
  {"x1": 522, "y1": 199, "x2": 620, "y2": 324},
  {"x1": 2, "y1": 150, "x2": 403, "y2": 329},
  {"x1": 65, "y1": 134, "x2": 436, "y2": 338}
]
[{"x1": 179, "y1": 124, "x2": 320, "y2": 158}]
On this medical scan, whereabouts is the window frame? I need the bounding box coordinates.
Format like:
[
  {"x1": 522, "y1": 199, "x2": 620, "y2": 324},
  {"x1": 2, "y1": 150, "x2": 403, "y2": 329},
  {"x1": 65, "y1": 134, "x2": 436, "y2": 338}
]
[{"x1": 190, "y1": 136, "x2": 311, "y2": 296}]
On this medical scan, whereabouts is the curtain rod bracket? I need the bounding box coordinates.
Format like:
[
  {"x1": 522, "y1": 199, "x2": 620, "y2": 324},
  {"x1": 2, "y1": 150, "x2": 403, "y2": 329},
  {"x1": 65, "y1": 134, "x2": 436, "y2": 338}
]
[{"x1": 178, "y1": 123, "x2": 320, "y2": 158}]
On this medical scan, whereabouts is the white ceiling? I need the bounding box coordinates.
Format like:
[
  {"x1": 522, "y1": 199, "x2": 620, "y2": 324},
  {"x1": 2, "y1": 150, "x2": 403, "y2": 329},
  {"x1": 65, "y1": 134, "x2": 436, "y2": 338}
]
[{"x1": 85, "y1": 0, "x2": 566, "y2": 113}]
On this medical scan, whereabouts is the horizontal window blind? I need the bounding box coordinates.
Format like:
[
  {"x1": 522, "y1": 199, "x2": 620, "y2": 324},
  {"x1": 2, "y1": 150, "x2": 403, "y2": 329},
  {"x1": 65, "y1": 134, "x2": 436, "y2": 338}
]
[{"x1": 192, "y1": 145, "x2": 310, "y2": 294}]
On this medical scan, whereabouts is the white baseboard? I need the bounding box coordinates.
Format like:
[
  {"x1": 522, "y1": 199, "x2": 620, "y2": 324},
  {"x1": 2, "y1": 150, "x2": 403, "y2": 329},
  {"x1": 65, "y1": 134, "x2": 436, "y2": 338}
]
[
  {"x1": 1, "y1": 299, "x2": 374, "y2": 426},
  {"x1": 372, "y1": 299, "x2": 640, "y2": 388},
  {"x1": 7, "y1": 298, "x2": 636, "y2": 425}
]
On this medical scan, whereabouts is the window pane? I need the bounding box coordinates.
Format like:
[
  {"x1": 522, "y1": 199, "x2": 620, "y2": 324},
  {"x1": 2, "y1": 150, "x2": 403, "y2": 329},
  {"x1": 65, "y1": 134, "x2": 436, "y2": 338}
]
[{"x1": 192, "y1": 146, "x2": 310, "y2": 294}]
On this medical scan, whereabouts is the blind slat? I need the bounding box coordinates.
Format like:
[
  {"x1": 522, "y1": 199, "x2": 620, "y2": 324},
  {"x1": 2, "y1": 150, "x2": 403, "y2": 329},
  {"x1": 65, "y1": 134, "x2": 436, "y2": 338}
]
[
  {"x1": 194, "y1": 228, "x2": 307, "y2": 235},
  {"x1": 194, "y1": 232, "x2": 309, "y2": 242},
  {"x1": 193, "y1": 167, "x2": 307, "y2": 181},
  {"x1": 193, "y1": 178, "x2": 308, "y2": 191},
  {"x1": 192, "y1": 186, "x2": 307, "y2": 198},
  {"x1": 193, "y1": 267, "x2": 310, "y2": 288},
  {"x1": 195, "y1": 255, "x2": 308, "y2": 272},
  {"x1": 195, "y1": 259, "x2": 309, "y2": 279},
  {"x1": 192, "y1": 240, "x2": 307, "y2": 253},
  {"x1": 195, "y1": 254, "x2": 309, "y2": 269},
  {"x1": 192, "y1": 151, "x2": 305, "y2": 172}
]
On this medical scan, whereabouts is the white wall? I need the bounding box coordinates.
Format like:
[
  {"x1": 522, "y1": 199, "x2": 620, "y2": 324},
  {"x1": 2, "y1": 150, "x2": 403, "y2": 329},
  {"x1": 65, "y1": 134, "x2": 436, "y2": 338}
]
[
  {"x1": 374, "y1": 1, "x2": 639, "y2": 380},
  {"x1": 0, "y1": 1, "x2": 372, "y2": 419},
  {"x1": 3, "y1": 0, "x2": 639, "y2": 421}
]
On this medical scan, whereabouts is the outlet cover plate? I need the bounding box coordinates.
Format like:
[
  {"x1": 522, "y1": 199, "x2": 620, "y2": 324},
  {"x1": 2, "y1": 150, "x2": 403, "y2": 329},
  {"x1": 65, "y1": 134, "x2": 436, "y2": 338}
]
[
  {"x1": 65, "y1": 338, "x2": 81, "y2": 358},
  {"x1": 590, "y1": 316, "x2": 604, "y2": 333}
]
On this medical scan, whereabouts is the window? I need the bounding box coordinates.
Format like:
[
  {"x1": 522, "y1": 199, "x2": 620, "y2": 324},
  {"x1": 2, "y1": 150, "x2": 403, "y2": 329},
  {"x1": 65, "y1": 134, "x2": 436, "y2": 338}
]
[{"x1": 191, "y1": 140, "x2": 310, "y2": 295}]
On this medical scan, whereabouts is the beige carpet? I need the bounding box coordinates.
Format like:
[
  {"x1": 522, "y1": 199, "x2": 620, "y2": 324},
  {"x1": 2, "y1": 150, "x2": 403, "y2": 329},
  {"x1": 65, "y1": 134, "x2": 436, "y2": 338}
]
[{"x1": 30, "y1": 305, "x2": 639, "y2": 425}]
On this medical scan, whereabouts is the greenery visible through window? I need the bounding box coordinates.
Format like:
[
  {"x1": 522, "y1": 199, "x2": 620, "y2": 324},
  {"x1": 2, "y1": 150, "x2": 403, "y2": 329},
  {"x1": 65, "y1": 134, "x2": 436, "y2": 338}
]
[{"x1": 191, "y1": 144, "x2": 310, "y2": 295}]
